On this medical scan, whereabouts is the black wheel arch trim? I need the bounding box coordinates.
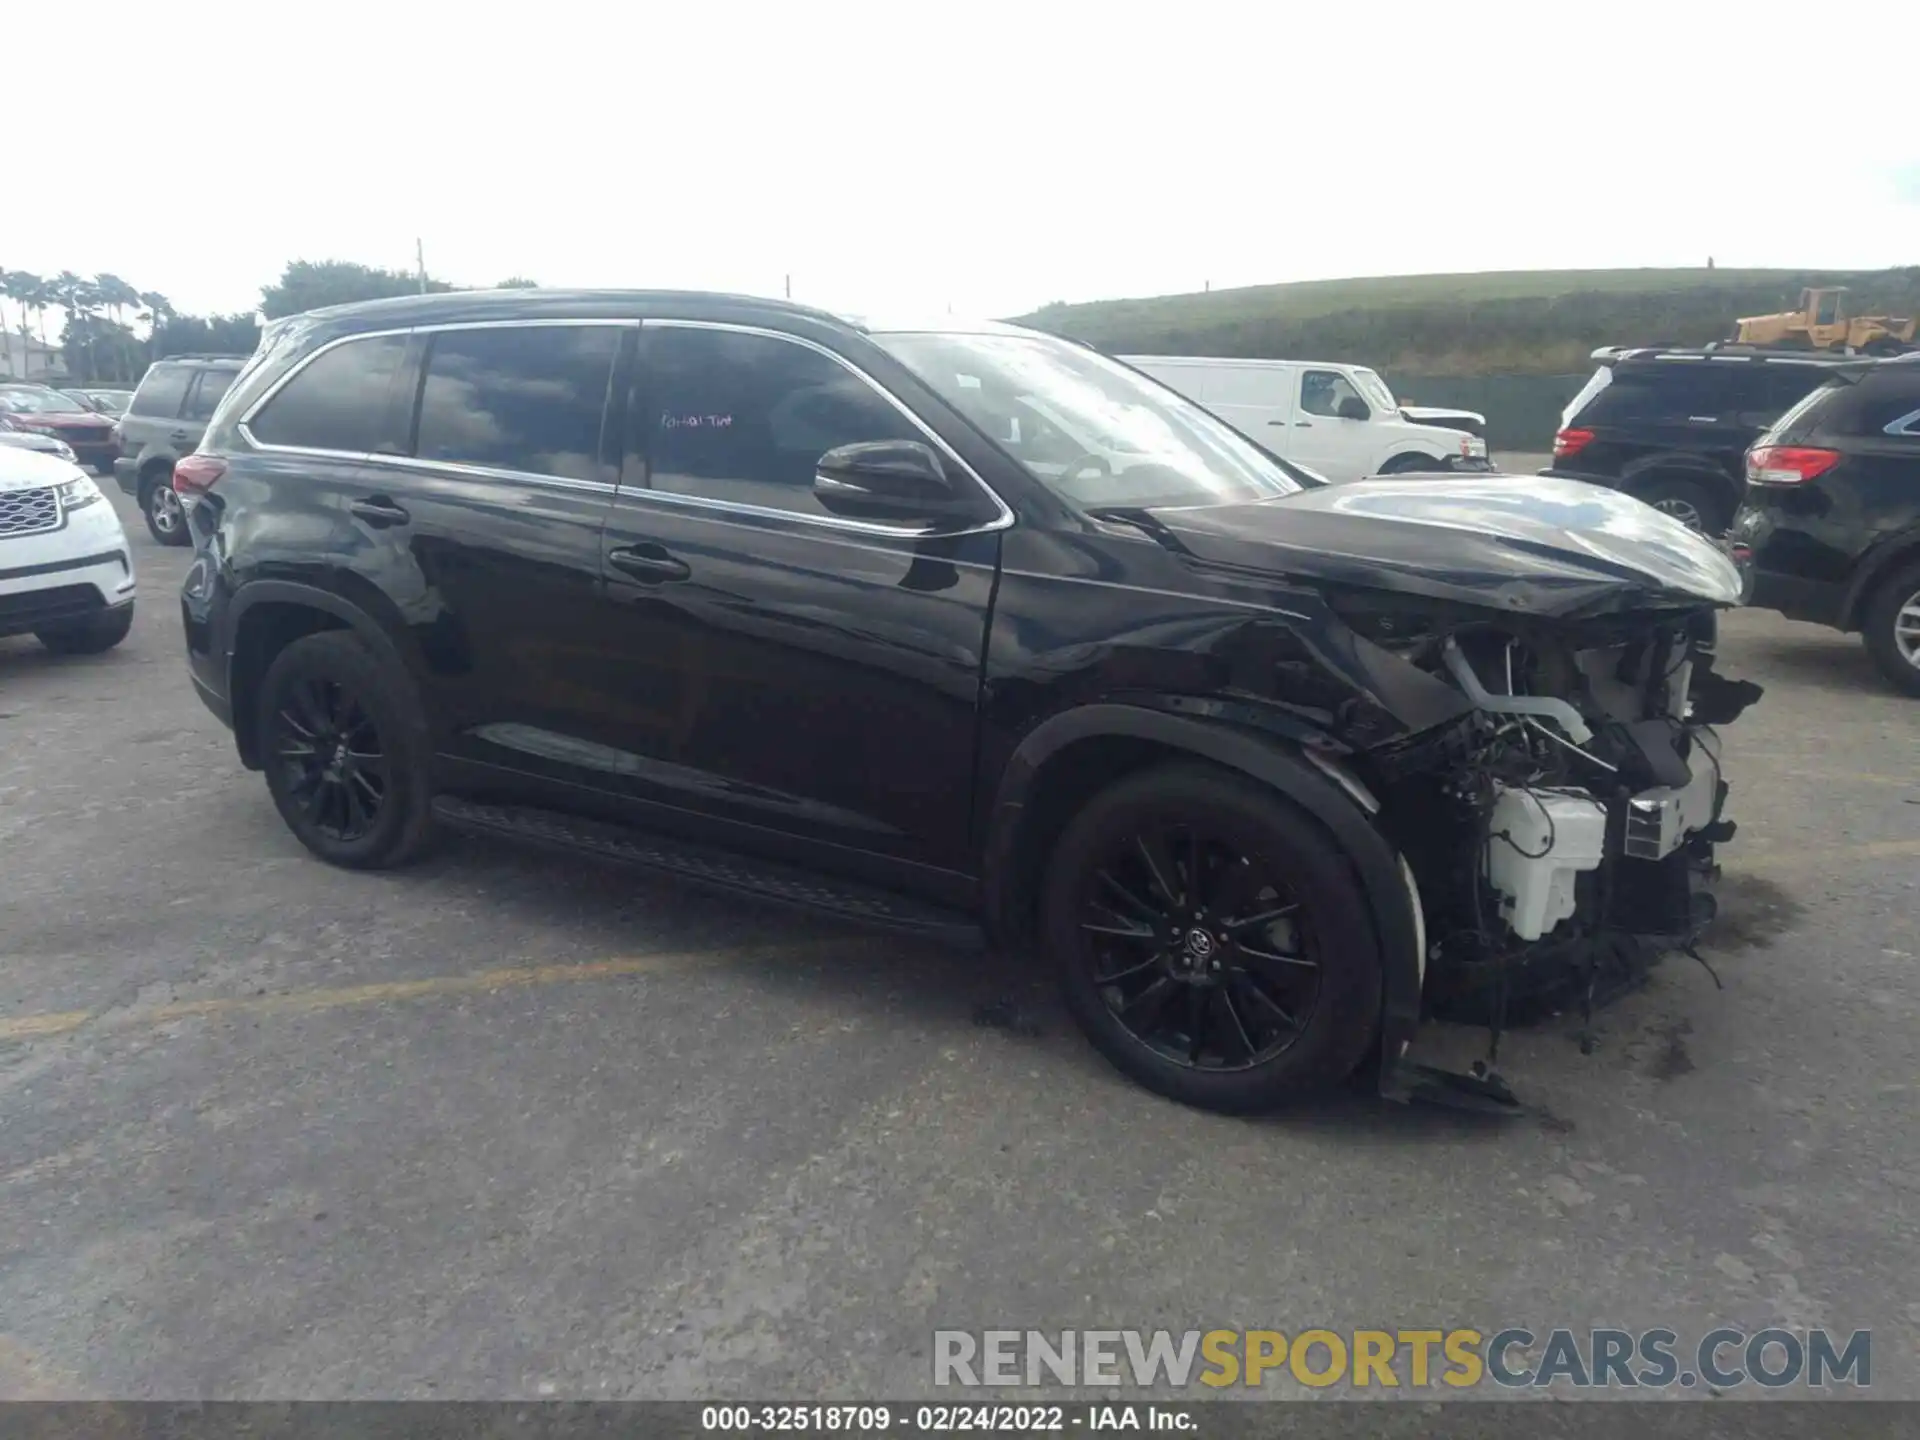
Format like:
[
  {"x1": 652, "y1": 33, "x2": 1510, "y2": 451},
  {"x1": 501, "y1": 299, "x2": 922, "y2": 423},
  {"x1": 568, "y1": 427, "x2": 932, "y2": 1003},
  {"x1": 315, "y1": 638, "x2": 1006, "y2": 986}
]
[
  {"x1": 1617, "y1": 451, "x2": 1741, "y2": 502},
  {"x1": 222, "y1": 579, "x2": 431, "y2": 768},
  {"x1": 983, "y1": 702, "x2": 1422, "y2": 1073},
  {"x1": 1840, "y1": 526, "x2": 1920, "y2": 630}
]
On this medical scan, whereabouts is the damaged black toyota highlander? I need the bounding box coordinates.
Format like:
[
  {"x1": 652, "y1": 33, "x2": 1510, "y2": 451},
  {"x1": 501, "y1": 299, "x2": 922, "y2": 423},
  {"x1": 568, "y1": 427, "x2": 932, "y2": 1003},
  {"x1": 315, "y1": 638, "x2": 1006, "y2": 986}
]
[{"x1": 179, "y1": 292, "x2": 1761, "y2": 1114}]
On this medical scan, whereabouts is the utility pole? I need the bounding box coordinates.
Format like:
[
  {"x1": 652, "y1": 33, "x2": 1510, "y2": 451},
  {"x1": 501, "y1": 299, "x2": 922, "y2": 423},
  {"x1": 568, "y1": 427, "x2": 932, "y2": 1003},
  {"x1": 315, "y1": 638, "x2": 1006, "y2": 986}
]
[
  {"x1": 416, "y1": 239, "x2": 428, "y2": 294},
  {"x1": 784, "y1": 274, "x2": 791, "y2": 299}
]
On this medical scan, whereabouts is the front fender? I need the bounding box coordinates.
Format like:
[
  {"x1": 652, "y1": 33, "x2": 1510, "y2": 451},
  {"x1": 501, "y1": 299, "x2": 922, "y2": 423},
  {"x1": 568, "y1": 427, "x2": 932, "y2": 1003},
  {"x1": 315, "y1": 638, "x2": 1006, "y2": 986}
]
[{"x1": 983, "y1": 703, "x2": 1424, "y2": 1076}]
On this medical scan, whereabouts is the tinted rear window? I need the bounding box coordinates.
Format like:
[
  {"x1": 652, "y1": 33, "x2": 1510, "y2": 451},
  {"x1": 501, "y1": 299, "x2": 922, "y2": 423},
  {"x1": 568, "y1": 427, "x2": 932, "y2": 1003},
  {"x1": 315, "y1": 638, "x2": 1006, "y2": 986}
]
[
  {"x1": 247, "y1": 335, "x2": 409, "y2": 452},
  {"x1": 1576, "y1": 364, "x2": 1740, "y2": 423},
  {"x1": 132, "y1": 366, "x2": 192, "y2": 417},
  {"x1": 413, "y1": 325, "x2": 621, "y2": 481}
]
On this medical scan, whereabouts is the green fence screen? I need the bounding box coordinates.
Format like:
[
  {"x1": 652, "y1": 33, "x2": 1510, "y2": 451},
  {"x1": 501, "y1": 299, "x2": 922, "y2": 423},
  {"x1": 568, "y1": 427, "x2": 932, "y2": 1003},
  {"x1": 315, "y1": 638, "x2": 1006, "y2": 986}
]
[{"x1": 1386, "y1": 372, "x2": 1591, "y2": 453}]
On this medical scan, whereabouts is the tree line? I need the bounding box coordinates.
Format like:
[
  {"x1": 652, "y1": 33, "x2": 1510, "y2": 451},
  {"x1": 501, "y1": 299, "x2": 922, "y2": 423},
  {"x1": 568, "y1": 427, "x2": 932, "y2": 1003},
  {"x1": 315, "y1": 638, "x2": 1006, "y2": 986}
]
[{"x1": 1, "y1": 260, "x2": 538, "y2": 386}]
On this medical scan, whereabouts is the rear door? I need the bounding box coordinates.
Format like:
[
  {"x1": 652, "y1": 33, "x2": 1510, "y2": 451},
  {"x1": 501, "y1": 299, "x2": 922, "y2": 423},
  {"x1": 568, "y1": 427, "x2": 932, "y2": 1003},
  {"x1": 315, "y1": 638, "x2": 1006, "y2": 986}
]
[
  {"x1": 378, "y1": 320, "x2": 632, "y2": 778},
  {"x1": 123, "y1": 362, "x2": 193, "y2": 464}
]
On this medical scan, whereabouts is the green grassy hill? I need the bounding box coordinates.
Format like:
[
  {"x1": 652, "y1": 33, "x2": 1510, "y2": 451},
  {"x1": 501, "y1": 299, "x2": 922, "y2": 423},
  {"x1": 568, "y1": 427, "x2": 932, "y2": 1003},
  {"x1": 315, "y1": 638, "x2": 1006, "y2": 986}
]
[{"x1": 1017, "y1": 267, "x2": 1920, "y2": 375}]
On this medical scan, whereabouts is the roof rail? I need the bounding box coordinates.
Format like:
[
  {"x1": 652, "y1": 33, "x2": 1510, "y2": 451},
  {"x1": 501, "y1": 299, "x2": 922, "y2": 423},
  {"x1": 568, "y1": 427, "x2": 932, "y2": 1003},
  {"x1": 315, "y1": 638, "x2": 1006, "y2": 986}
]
[
  {"x1": 153, "y1": 352, "x2": 249, "y2": 363},
  {"x1": 1591, "y1": 342, "x2": 1865, "y2": 366}
]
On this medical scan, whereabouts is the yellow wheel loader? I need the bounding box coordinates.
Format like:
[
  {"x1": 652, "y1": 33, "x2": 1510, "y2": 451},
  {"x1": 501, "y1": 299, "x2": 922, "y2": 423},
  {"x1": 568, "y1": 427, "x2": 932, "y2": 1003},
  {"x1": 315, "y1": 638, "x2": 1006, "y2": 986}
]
[{"x1": 1733, "y1": 287, "x2": 1916, "y2": 354}]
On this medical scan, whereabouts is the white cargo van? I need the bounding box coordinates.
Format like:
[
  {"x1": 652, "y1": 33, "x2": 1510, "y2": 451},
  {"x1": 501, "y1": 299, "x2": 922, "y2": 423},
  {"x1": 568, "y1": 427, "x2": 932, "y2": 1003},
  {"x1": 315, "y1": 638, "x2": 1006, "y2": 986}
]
[{"x1": 1121, "y1": 355, "x2": 1488, "y2": 484}]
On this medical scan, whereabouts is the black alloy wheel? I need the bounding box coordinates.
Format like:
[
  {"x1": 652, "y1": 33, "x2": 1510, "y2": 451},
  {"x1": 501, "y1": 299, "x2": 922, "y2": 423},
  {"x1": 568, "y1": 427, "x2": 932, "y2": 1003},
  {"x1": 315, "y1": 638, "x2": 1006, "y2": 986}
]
[
  {"x1": 1044, "y1": 763, "x2": 1383, "y2": 1112},
  {"x1": 271, "y1": 676, "x2": 390, "y2": 844},
  {"x1": 256, "y1": 630, "x2": 437, "y2": 869},
  {"x1": 1076, "y1": 821, "x2": 1321, "y2": 1071}
]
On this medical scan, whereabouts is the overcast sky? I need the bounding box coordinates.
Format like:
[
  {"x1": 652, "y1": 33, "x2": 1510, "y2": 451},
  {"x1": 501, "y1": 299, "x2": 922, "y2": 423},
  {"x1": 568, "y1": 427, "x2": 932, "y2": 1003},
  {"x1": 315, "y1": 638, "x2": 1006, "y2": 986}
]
[{"x1": 13, "y1": 0, "x2": 1918, "y2": 321}]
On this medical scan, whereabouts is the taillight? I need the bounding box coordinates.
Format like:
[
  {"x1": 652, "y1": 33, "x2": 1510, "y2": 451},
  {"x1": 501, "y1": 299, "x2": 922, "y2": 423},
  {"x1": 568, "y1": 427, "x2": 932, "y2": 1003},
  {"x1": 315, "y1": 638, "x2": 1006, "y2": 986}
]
[
  {"x1": 1553, "y1": 427, "x2": 1594, "y2": 460},
  {"x1": 172, "y1": 454, "x2": 228, "y2": 494},
  {"x1": 1746, "y1": 445, "x2": 1840, "y2": 485}
]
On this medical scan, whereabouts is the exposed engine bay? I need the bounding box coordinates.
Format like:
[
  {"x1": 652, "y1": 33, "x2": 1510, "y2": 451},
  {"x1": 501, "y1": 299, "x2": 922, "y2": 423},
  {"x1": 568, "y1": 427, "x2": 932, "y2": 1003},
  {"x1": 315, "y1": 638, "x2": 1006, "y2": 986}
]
[{"x1": 1353, "y1": 604, "x2": 1763, "y2": 1050}]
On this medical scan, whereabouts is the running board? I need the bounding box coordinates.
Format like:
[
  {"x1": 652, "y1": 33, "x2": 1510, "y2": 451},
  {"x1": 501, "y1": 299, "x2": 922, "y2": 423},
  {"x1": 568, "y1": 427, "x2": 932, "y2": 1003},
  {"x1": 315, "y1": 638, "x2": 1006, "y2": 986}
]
[{"x1": 431, "y1": 797, "x2": 985, "y2": 948}]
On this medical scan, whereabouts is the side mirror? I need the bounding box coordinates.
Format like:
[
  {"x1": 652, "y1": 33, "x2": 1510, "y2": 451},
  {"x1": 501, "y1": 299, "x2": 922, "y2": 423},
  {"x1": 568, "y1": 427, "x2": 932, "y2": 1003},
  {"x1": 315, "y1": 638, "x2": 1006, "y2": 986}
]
[
  {"x1": 1337, "y1": 396, "x2": 1371, "y2": 422},
  {"x1": 814, "y1": 440, "x2": 971, "y2": 523}
]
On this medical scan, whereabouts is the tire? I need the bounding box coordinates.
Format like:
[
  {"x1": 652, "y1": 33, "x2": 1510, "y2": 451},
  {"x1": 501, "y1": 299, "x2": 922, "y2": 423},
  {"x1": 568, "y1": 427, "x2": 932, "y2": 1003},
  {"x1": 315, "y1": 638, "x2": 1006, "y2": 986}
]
[
  {"x1": 1379, "y1": 452, "x2": 1442, "y2": 475},
  {"x1": 1630, "y1": 475, "x2": 1728, "y2": 535},
  {"x1": 1041, "y1": 761, "x2": 1383, "y2": 1113},
  {"x1": 256, "y1": 630, "x2": 437, "y2": 869},
  {"x1": 1861, "y1": 560, "x2": 1920, "y2": 698},
  {"x1": 140, "y1": 469, "x2": 190, "y2": 546},
  {"x1": 35, "y1": 604, "x2": 134, "y2": 655}
]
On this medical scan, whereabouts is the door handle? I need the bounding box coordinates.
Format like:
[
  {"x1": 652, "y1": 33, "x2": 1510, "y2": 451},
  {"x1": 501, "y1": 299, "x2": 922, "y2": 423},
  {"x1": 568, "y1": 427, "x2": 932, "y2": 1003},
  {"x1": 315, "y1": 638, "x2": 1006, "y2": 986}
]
[
  {"x1": 169, "y1": 430, "x2": 192, "y2": 442},
  {"x1": 608, "y1": 544, "x2": 691, "y2": 583},
  {"x1": 1294, "y1": 420, "x2": 1313, "y2": 427},
  {"x1": 1267, "y1": 419, "x2": 1290, "y2": 427},
  {"x1": 349, "y1": 496, "x2": 410, "y2": 527}
]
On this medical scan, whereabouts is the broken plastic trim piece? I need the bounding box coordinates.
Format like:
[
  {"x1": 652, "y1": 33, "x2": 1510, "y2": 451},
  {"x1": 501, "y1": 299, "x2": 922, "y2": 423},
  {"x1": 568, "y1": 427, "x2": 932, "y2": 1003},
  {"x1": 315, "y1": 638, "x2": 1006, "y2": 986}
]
[{"x1": 1440, "y1": 636, "x2": 1593, "y2": 744}]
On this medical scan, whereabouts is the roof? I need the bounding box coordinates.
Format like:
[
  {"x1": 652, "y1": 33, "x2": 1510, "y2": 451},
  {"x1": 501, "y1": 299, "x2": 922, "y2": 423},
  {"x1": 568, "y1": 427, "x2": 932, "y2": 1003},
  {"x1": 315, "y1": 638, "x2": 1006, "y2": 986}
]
[
  {"x1": 297, "y1": 287, "x2": 849, "y2": 328},
  {"x1": 288, "y1": 288, "x2": 1044, "y2": 341}
]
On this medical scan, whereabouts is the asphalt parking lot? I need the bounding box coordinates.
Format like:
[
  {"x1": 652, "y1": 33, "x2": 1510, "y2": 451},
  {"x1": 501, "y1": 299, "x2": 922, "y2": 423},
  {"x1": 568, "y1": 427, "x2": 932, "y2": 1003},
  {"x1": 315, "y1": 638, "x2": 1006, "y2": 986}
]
[{"x1": 2, "y1": 483, "x2": 1917, "y2": 1402}]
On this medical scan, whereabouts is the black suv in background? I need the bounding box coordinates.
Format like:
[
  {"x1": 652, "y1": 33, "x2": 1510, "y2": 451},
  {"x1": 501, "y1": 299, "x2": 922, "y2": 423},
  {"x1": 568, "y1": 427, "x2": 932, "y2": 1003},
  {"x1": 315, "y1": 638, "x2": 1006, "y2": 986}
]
[
  {"x1": 112, "y1": 355, "x2": 246, "y2": 544},
  {"x1": 1731, "y1": 355, "x2": 1920, "y2": 695},
  {"x1": 176, "y1": 290, "x2": 1760, "y2": 1115},
  {"x1": 1548, "y1": 346, "x2": 1851, "y2": 534}
]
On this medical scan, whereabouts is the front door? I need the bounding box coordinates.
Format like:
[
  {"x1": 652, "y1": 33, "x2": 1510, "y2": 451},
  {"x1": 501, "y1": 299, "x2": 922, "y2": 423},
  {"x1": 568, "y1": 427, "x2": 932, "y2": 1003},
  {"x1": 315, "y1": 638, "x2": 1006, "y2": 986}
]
[
  {"x1": 588, "y1": 321, "x2": 1002, "y2": 874},
  {"x1": 1292, "y1": 368, "x2": 1372, "y2": 481}
]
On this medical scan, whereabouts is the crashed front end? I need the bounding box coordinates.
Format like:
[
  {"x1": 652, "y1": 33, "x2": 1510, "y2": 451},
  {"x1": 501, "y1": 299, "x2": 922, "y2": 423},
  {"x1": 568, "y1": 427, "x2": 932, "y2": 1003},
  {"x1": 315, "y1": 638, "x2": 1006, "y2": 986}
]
[{"x1": 1343, "y1": 601, "x2": 1762, "y2": 1060}]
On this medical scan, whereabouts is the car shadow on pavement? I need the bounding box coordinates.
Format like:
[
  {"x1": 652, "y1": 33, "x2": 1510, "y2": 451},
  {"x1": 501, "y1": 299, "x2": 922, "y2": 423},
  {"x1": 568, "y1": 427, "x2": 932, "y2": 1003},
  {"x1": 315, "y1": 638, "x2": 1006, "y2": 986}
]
[
  {"x1": 416, "y1": 830, "x2": 1523, "y2": 1147},
  {"x1": 1734, "y1": 624, "x2": 1889, "y2": 698}
]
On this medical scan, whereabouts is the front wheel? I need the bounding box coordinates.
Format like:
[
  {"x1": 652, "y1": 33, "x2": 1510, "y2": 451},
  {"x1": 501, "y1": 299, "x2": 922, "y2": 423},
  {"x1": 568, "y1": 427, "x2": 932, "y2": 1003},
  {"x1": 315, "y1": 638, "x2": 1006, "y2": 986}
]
[
  {"x1": 257, "y1": 630, "x2": 438, "y2": 868},
  {"x1": 1862, "y1": 561, "x2": 1920, "y2": 698},
  {"x1": 1378, "y1": 452, "x2": 1443, "y2": 475},
  {"x1": 36, "y1": 604, "x2": 133, "y2": 655},
  {"x1": 1041, "y1": 762, "x2": 1383, "y2": 1113}
]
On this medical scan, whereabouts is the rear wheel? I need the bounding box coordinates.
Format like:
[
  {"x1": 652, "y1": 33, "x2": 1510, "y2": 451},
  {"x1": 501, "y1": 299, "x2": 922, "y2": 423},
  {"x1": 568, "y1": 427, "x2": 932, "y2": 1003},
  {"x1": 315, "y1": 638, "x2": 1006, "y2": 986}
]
[
  {"x1": 140, "y1": 469, "x2": 189, "y2": 546},
  {"x1": 1042, "y1": 762, "x2": 1383, "y2": 1113},
  {"x1": 1631, "y1": 475, "x2": 1727, "y2": 535},
  {"x1": 35, "y1": 604, "x2": 133, "y2": 655},
  {"x1": 1862, "y1": 561, "x2": 1920, "y2": 698},
  {"x1": 257, "y1": 631, "x2": 437, "y2": 868},
  {"x1": 1379, "y1": 451, "x2": 1443, "y2": 475}
]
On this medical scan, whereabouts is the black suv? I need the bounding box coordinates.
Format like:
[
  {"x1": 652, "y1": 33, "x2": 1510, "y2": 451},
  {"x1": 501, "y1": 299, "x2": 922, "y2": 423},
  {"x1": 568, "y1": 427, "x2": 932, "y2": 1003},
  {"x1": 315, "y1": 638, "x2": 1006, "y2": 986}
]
[
  {"x1": 113, "y1": 355, "x2": 246, "y2": 545},
  {"x1": 179, "y1": 290, "x2": 1762, "y2": 1114},
  {"x1": 1730, "y1": 355, "x2": 1920, "y2": 695},
  {"x1": 1548, "y1": 346, "x2": 1854, "y2": 534}
]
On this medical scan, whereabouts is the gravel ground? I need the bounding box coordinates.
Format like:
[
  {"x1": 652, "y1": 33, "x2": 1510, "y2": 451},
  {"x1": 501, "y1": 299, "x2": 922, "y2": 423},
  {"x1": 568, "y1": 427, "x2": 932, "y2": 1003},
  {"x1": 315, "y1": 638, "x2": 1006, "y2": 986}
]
[{"x1": 1, "y1": 488, "x2": 1915, "y2": 1402}]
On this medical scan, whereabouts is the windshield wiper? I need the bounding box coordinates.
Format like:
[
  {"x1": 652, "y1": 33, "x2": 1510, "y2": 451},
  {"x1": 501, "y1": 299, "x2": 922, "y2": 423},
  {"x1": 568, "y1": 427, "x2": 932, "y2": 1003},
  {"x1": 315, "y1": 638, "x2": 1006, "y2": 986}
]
[{"x1": 1084, "y1": 506, "x2": 1192, "y2": 555}]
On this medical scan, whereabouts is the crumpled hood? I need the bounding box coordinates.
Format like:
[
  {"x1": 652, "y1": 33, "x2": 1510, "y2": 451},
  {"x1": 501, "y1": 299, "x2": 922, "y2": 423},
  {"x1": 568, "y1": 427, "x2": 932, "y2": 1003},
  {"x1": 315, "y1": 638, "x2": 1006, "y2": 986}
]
[{"x1": 1150, "y1": 475, "x2": 1743, "y2": 617}]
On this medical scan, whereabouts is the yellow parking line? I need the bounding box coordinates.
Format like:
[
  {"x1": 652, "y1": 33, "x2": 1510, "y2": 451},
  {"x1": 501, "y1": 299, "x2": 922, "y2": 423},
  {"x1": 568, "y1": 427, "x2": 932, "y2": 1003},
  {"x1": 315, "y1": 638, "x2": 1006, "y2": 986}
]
[{"x1": 0, "y1": 938, "x2": 855, "y2": 1044}]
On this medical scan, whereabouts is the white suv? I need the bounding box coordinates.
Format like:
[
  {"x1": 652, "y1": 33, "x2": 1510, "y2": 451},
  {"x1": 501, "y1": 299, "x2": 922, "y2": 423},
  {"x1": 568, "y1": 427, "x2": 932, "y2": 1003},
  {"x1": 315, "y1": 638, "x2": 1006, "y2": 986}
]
[{"x1": 0, "y1": 445, "x2": 138, "y2": 654}]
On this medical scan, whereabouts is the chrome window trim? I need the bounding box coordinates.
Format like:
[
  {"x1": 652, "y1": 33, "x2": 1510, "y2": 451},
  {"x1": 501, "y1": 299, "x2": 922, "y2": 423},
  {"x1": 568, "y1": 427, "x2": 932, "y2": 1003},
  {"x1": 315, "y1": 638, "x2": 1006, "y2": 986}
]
[
  {"x1": 1883, "y1": 406, "x2": 1920, "y2": 437},
  {"x1": 640, "y1": 319, "x2": 1015, "y2": 538},
  {"x1": 359, "y1": 451, "x2": 616, "y2": 494},
  {"x1": 237, "y1": 326, "x2": 414, "y2": 456},
  {"x1": 236, "y1": 320, "x2": 635, "y2": 460}
]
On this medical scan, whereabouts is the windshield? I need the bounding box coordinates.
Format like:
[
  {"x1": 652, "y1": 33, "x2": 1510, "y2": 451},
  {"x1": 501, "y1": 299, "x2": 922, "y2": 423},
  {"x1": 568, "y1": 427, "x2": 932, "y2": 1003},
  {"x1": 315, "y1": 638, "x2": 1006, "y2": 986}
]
[
  {"x1": 875, "y1": 332, "x2": 1302, "y2": 509},
  {"x1": 1352, "y1": 368, "x2": 1398, "y2": 414},
  {"x1": 0, "y1": 388, "x2": 90, "y2": 415}
]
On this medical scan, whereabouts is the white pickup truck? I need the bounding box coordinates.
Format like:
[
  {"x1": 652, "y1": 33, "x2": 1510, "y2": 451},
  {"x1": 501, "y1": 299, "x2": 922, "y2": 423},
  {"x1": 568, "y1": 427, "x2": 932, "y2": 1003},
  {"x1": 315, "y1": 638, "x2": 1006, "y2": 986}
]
[{"x1": 1122, "y1": 355, "x2": 1489, "y2": 483}]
